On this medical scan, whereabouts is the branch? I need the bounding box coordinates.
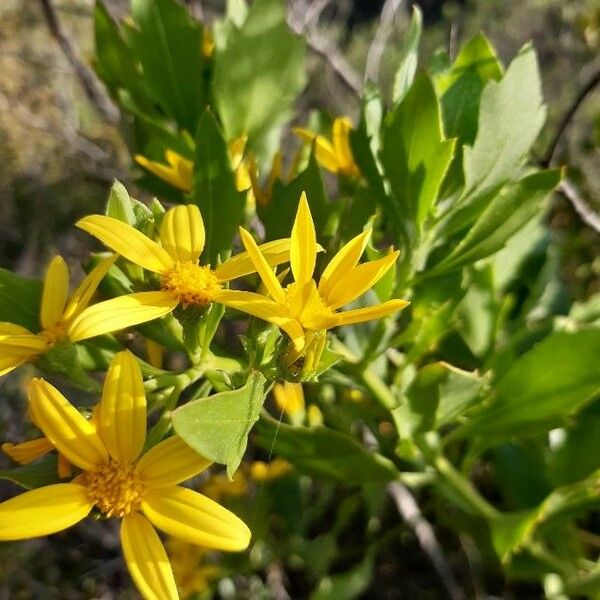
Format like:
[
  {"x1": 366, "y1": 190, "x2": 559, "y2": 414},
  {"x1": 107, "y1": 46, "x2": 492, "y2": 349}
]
[
  {"x1": 541, "y1": 65, "x2": 600, "y2": 167},
  {"x1": 38, "y1": 0, "x2": 119, "y2": 124},
  {"x1": 387, "y1": 481, "x2": 467, "y2": 600},
  {"x1": 558, "y1": 178, "x2": 600, "y2": 234},
  {"x1": 364, "y1": 0, "x2": 404, "y2": 85}
]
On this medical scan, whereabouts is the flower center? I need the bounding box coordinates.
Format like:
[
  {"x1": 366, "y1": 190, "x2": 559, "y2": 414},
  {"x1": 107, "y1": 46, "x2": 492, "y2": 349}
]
[
  {"x1": 85, "y1": 461, "x2": 145, "y2": 518},
  {"x1": 39, "y1": 322, "x2": 68, "y2": 347},
  {"x1": 283, "y1": 281, "x2": 333, "y2": 330},
  {"x1": 161, "y1": 261, "x2": 222, "y2": 307}
]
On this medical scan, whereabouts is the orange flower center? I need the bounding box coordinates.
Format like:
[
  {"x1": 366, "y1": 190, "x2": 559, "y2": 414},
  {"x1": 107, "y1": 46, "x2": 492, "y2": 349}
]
[
  {"x1": 85, "y1": 461, "x2": 145, "y2": 517},
  {"x1": 161, "y1": 261, "x2": 222, "y2": 307}
]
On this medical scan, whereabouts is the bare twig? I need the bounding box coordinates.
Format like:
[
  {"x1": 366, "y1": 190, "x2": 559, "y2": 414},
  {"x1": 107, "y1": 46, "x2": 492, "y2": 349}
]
[
  {"x1": 558, "y1": 178, "x2": 600, "y2": 234},
  {"x1": 304, "y1": 0, "x2": 333, "y2": 29},
  {"x1": 287, "y1": 2, "x2": 362, "y2": 97},
  {"x1": 266, "y1": 563, "x2": 291, "y2": 600},
  {"x1": 37, "y1": 0, "x2": 119, "y2": 124},
  {"x1": 541, "y1": 65, "x2": 600, "y2": 167},
  {"x1": 387, "y1": 481, "x2": 467, "y2": 600},
  {"x1": 364, "y1": 0, "x2": 404, "y2": 85}
]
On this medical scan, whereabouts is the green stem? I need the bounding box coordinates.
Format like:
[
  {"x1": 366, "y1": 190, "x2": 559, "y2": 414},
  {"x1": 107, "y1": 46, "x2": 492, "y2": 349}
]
[{"x1": 361, "y1": 368, "x2": 398, "y2": 410}]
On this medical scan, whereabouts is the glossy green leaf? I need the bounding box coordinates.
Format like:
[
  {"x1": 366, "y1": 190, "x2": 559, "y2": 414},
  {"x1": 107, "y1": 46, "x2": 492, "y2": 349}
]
[
  {"x1": 392, "y1": 6, "x2": 422, "y2": 102},
  {"x1": 130, "y1": 0, "x2": 204, "y2": 132},
  {"x1": 0, "y1": 455, "x2": 61, "y2": 490},
  {"x1": 255, "y1": 415, "x2": 397, "y2": 483},
  {"x1": 172, "y1": 372, "x2": 267, "y2": 477},
  {"x1": 0, "y1": 269, "x2": 41, "y2": 331},
  {"x1": 192, "y1": 110, "x2": 245, "y2": 266},
  {"x1": 213, "y1": 0, "x2": 305, "y2": 154},
  {"x1": 381, "y1": 71, "x2": 455, "y2": 229}
]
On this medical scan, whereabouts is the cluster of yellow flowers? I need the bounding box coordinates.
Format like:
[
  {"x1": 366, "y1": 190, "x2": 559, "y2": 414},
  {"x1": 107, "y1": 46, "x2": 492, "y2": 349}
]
[{"x1": 0, "y1": 183, "x2": 407, "y2": 598}]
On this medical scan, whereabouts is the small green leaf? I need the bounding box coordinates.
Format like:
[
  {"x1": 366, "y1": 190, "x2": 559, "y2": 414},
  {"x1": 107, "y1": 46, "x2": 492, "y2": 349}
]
[
  {"x1": 0, "y1": 455, "x2": 61, "y2": 490},
  {"x1": 131, "y1": 0, "x2": 205, "y2": 132},
  {"x1": 172, "y1": 372, "x2": 267, "y2": 477},
  {"x1": 106, "y1": 180, "x2": 136, "y2": 224},
  {"x1": 255, "y1": 415, "x2": 397, "y2": 483},
  {"x1": 381, "y1": 71, "x2": 455, "y2": 230},
  {"x1": 392, "y1": 6, "x2": 422, "y2": 102},
  {"x1": 0, "y1": 269, "x2": 41, "y2": 331},
  {"x1": 192, "y1": 110, "x2": 245, "y2": 266}
]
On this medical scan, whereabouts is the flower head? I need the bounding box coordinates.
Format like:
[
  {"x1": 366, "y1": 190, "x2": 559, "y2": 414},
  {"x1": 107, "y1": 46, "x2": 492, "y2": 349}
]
[
  {"x1": 0, "y1": 255, "x2": 168, "y2": 377},
  {"x1": 77, "y1": 204, "x2": 291, "y2": 321},
  {"x1": 293, "y1": 117, "x2": 360, "y2": 178},
  {"x1": 0, "y1": 350, "x2": 250, "y2": 600},
  {"x1": 219, "y1": 193, "x2": 408, "y2": 357}
]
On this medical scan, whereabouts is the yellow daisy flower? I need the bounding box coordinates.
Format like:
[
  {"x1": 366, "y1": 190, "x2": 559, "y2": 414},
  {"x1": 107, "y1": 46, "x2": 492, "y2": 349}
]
[
  {"x1": 293, "y1": 117, "x2": 360, "y2": 178},
  {"x1": 0, "y1": 350, "x2": 250, "y2": 600},
  {"x1": 218, "y1": 193, "x2": 409, "y2": 356},
  {"x1": 76, "y1": 204, "x2": 295, "y2": 326},
  {"x1": 0, "y1": 255, "x2": 171, "y2": 377}
]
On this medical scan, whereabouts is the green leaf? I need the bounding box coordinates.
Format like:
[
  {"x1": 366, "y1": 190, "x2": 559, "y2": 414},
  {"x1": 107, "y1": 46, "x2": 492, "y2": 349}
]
[
  {"x1": 106, "y1": 179, "x2": 136, "y2": 224},
  {"x1": 0, "y1": 269, "x2": 41, "y2": 331},
  {"x1": 213, "y1": 0, "x2": 306, "y2": 155},
  {"x1": 392, "y1": 6, "x2": 422, "y2": 102},
  {"x1": 0, "y1": 455, "x2": 61, "y2": 489},
  {"x1": 191, "y1": 110, "x2": 245, "y2": 266},
  {"x1": 259, "y1": 150, "x2": 330, "y2": 242},
  {"x1": 458, "y1": 330, "x2": 600, "y2": 441},
  {"x1": 130, "y1": 0, "x2": 204, "y2": 132},
  {"x1": 461, "y1": 44, "x2": 546, "y2": 203},
  {"x1": 381, "y1": 71, "x2": 456, "y2": 230},
  {"x1": 172, "y1": 372, "x2": 267, "y2": 477},
  {"x1": 255, "y1": 415, "x2": 397, "y2": 483},
  {"x1": 432, "y1": 169, "x2": 561, "y2": 273}
]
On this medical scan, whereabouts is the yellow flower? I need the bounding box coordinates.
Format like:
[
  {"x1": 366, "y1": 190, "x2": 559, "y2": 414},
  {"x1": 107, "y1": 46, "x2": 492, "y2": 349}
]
[
  {"x1": 0, "y1": 255, "x2": 170, "y2": 377},
  {"x1": 202, "y1": 470, "x2": 249, "y2": 503},
  {"x1": 202, "y1": 28, "x2": 215, "y2": 59},
  {"x1": 134, "y1": 137, "x2": 254, "y2": 195},
  {"x1": 167, "y1": 538, "x2": 221, "y2": 598},
  {"x1": 76, "y1": 204, "x2": 292, "y2": 323},
  {"x1": 218, "y1": 193, "x2": 408, "y2": 355},
  {"x1": 293, "y1": 117, "x2": 360, "y2": 178},
  {"x1": 247, "y1": 151, "x2": 283, "y2": 207},
  {"x1": 248, "y1": 458, "x2": 293, "y2": 482},
  {"x1": 0, "y1": 350, "x2": 250, "y2": 600},
  {"x1": 272, "y1": 381, "x2": 305, "y2": 419}
]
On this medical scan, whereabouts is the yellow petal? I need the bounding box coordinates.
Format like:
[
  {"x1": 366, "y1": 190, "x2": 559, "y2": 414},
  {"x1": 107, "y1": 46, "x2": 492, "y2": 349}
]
[
  {"x1": 0, "y1": 483, "x2": 92, "y2": 540},
  {"x1": 332, "y1": 117, "x2": 357, "y2": 174},
  {"x1": 326, "y1": 251, "x2": 400, "y2": 310},
  {"x1": 62, "y1": 254, "x2": 118, "y2": 323},
  {"x1": 40, "y1": 256, "x2": 70, "y2": 330},
  {"x1": 136, "y1": 436, "x2": 212, "y2": 487},
  {"x1": 77, "y1": 215, "x2": 173, "y2": 274},
  {"x1": 67, "y1": 292, "x2": 178, "y2": 343},
  {"x1": 142, "y1": 486, "x2": 251, "y2": 552},
  {"x1": 319, "y1": 229, "x2": 371, "y2": 300},
  {"x1": 214, "y1": 290, "x2": 305, "y2": 351},
  {"x1": 0, "y1": 322, "x2": 34, "y2": 337},
  {"x1": 0, "y1": 356, "x2": 30, "y2": 377},
  {"x1": 2, "y1": 438, "x2": 54, "y2": 465},
  {"x1": 135, "y1": 153, "x2": 192, "y2": 193},
  {"x1": 0, "y1": 333, "x2": 47, "y2": 375},
  {"x1": 121, "y1": 513, "x2": 179, "y2": 600},
  {"x1": 290, "y1": 192, "x2": 317, "y2": 285},
  {"x1": 214, "y1": 238, "x2": 290, "y2": 282},
  {"x1": 145, "y1": 338, "x2": 164, "y2": 369},
  {"x1": 292, "y1": 128, "x2": 339, "y2": 173},
  {"x1": 272, "y1": 381, "x2": 305, "y2": 417},
  {"x1": 238, "y1": 228, "x2": 286, "y2": 303},
  {"x1": 28, "y1": 378, "x2": 108, "y2": 471},
  {"x1": 334, "y1": 299, "x2": 409, "y2": 327},
  {"x1": 160, "y1": 205, "x2": 205, "y2": 264},
  {"x1": 100, "y1": 351, "x2": 146, "y2": 464}
]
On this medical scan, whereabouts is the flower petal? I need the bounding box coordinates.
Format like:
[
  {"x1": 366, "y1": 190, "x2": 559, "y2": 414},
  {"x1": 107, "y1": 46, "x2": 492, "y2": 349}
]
[
  {"x1": 215, "y1": 290, "x2": 305, "y2": 350},
  {"x1": 28, "y1": 378, "x2": 108, "y2": 471},
  {"x1": 272, "y1": 382, "x2": 305, "y2": 418},
  {"x1": 334, "y1": 299, "x2": 409, "y2": 327},
  {"x1": 40, "y1": 256, "x2": 70, "y2": 330},
  {"x1": 0, "y1": 333, "x2": 47, "y2": 375},
  {"x1": 2, "y1": 437, "x2": 54, "y2": 465},
  {"x1": 292, "y1": 128, "x2": 339, "y2": 173},
  {"x1": 0, "y1": 483, "x2": 92, "y2": 540},
  {"x1": 319, "y1": 229, "x2": 371, "y2": 300},
  {"x1": 67, "y1": 292, "x2": 178, "y2": 342},
  {"x1": 160, "y1": 205, "x2": 205, "y2": 264},
  {"x1": 0, "y1": 323, "x2": 34, "y2": 337},
  {"x1": 326, "y1": 251, "x2": 400, "y2": 310},
  {"x1": 100, "y1": 351, "x2": 146, "y2": 464},
  {"x1": 290, "y1": 192, "x2": 317, "y2": 285},
  {"x1": 135, "y1": 152, "x2": 192, "y2": 193},
  {"x1": 121, "y1": 513, "x2": 178, "y2": 600},
  {"x1": 62, "y1": 254, "x2": 118, "y2": 322},
  {"x1": 332, "y1": 117, "x2": 356, "y2": 173},
  {"x1": 77, "y1": 215, "x2": 173, "y2": 274},
  {"x1": 237, "y1": 228, "x2": 285, "y2": 303},
  {"x1": 136, "y1": 436, "x2": 212, "y2": 488},
  {"x1": 143, "y1": 486, "x2": 251, "y2": 552},
  {"x1": 214, "y1": 238, "x2": 290, "y2": 282}
]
